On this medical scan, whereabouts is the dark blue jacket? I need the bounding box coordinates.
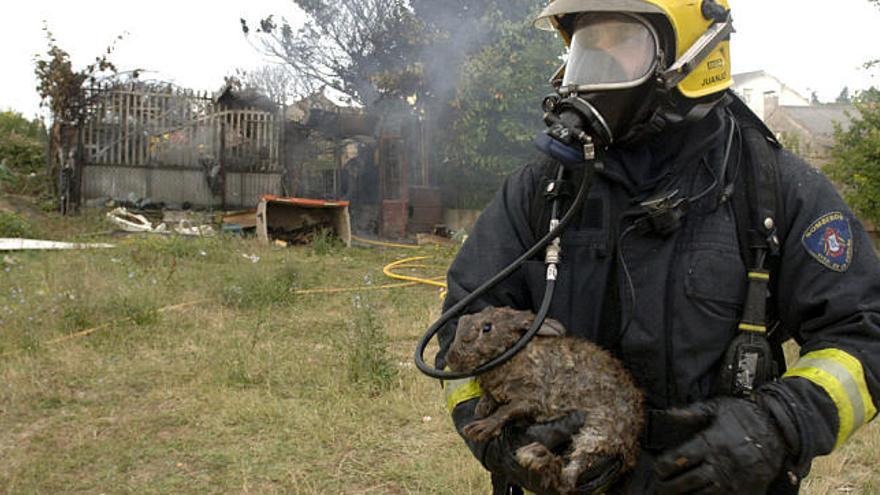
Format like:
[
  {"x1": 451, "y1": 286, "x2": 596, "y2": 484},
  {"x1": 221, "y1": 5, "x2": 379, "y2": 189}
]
[{"x1": 436, "y1": 105, "x2": 880, "y2": 492}]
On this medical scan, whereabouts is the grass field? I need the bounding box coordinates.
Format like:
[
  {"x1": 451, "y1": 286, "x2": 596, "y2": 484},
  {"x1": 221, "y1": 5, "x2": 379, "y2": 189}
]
[{"x1": 1, "y1": 204, "x2": 878, "y2": 494}]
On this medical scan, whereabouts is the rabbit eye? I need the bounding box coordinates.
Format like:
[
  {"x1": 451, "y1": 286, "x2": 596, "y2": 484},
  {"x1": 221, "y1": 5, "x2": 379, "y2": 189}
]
[{"x1": 481, "y1": 322, "x2": 493, "y2": 333}]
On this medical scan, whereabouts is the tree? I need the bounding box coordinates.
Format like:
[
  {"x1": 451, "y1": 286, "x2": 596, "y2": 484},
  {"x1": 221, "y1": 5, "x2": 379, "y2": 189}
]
[
  {"x1": 241, "y1": 1, "x2": 423, "y2": 107},
  {"x1": 33, "y1": 24, "x2": 129, "y2": 211},
  {"x1": 836, "y1": 86, "x2": 852, "y2": 104},
  {"x1": 825, "y1": 88, "x2": 880, "y2": 224},
  {"x1": 227, "y1": 65, "x2": 300, "y2": 106},
  {"x1": 241, "y1": 0, "x2": 562, "y2": 208},
  {"x1": 0, "y1": 111, "x2": 48, "y2": 196},
  {"x1": 435, "y1": 1, "x2": 560, "y2": 207},
  {"x1": 868, "y1": 0, "x2": 880, "y2": 71}
]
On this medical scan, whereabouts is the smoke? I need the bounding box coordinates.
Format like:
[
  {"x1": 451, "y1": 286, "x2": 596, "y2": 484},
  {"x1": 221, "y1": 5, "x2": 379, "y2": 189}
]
[{"x1": 411, "y1": 1, "x2": 493, "y2": 102}]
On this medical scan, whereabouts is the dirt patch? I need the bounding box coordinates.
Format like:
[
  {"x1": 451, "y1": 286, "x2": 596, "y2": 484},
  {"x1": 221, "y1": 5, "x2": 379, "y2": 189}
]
[{"x1": 0, "y1": 194, "x2": 47, "y2": 222}]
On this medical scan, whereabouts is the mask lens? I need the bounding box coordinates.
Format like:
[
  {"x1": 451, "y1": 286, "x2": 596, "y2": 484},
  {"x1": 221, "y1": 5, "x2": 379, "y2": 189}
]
[{"x1": 562, "y1": 13, "x2": 657, "y2": 88}]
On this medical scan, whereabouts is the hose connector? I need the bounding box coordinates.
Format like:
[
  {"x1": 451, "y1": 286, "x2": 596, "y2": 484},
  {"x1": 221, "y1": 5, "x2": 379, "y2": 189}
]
[{"x1": 545, "y1": 219, "x2": 562, "y2": 280}]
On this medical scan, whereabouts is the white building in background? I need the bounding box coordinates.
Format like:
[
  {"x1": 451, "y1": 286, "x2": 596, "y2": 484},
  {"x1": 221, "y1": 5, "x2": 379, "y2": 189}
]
[{"x1": 732, "y1": 70, "x2": 811, "y2": 121}]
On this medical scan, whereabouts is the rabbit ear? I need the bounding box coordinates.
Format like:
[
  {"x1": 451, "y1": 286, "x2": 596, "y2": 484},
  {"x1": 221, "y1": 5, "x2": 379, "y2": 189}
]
[
  {"x1": 537, "y1": 317, "x2": 567, "y2": 337},
  {"x1": 507, "y1": 308, "x2": 533, "y2": 331}
]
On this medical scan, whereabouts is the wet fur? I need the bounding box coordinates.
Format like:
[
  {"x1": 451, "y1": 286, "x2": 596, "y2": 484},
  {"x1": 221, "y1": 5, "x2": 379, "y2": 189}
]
[{"x1": 446, "y1": 307, "x2": 644, "y2": 494}]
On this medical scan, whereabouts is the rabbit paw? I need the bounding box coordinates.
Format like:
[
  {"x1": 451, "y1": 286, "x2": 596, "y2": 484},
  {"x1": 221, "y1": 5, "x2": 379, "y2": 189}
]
[{"x1": 463, "y1": 418, "x2": 502, "y2": 442}]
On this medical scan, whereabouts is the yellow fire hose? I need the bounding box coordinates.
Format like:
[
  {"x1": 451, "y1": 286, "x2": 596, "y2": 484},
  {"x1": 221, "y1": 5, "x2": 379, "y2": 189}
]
[
  {"x1": 382, "y1": 256, "x2": 448, "y2": 290},
  {"x1": 351, "y1": 235, "x2": 450, "y2": 295}
]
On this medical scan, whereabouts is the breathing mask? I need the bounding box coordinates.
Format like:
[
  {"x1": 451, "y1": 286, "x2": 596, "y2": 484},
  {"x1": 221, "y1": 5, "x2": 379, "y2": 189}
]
[{"x1": 546, "y1": 13, "x2": 661, "y2": 145}]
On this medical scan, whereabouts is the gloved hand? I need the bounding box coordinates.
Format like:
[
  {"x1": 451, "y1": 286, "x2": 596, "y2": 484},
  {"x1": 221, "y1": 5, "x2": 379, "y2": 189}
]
[
  {"x1": 454, "y1": 399, "x2": 621, "y2": 494},
  {"x1": 654, "y1": 396, "x2": 788, "y2": 494}
]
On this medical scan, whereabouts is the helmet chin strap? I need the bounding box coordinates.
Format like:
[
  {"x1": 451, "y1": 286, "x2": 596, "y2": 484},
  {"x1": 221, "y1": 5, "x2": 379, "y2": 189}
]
[{"x1": 614, "y1": 75, "x2": 733, "y2": 147}]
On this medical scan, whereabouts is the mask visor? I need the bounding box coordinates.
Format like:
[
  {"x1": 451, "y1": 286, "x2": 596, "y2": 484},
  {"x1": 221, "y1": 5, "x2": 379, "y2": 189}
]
[{"x1": 562, "y1": 13, "x2": 658, "y2": 90}]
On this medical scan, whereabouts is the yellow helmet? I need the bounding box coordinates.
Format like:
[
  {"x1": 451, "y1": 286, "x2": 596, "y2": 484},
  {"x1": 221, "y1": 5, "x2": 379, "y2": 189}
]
[{"x1": 535, "y1": 0, "x2": 732, "y2": 99}]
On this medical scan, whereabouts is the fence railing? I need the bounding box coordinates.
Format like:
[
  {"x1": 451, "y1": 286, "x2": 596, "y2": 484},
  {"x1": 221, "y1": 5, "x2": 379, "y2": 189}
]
[
  {"x1": 80, "y1": 85, "x2": 281, "y2": 172},
  {"x1": 78, "y1": 85, "x2": 284, "y2": 208}
]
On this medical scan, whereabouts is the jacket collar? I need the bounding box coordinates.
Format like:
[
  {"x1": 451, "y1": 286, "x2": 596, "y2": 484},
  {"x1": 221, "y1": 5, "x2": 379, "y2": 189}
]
[{"x1": 598, "y1": 107, "x2": 729, "y2": 200}]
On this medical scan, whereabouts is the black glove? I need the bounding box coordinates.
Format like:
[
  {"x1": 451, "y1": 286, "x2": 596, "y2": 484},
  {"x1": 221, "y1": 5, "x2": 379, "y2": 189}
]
[
  {"x1": 654, "y1": 397, "x2": 788, "y2": 494},
  {"x1": 453, "y1": 399, "x2": 621, "y2": 494}
]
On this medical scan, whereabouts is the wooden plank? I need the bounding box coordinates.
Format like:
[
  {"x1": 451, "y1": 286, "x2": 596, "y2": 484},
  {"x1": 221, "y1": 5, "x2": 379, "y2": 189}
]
[
  {"x1": 265, "y1": 112, "x2": 271, "y2": 170},
  {"x1": 160, "y1": 91, "x2": 168, "y2": 166},
  {"x1": 254, "y1": 110, "x2": 260, "y2": 168},
  {"x1": 135, "y1": 91, "x2": 142, "y2": 166},
  {"x1": 272, "y1": 114, "x2": 279, "y2": 170},
  {"x1": 232, "y1": 110, "x2": 238, "y2": 163},
  {"x1": 269, "y1": 114, "x2": 276, "y2": 170},
  {"x1": 124, "y1": 91, "x2": 131, "y2": 165},
  {"x1": 272, "y1": 113, "x2": 278, "y2": 171},
  {"x1": 144, "y1": 91, "x2": 152, "y2": 199},
  {"x1": 184, "y1": 96, "x2": 191, "y2": 168},
  {"x1": 112, "y1": 91, "x2": 118, "y2": 165},
  {"x1": 254, "y1": 111, "x2": 261, "y2": 170},
  {"x1": 238, "y1": 109, "x2": 244, "y2": 165},
  {"x1": 155, "y1": 91, "x2": 162, "y2": 166},
  {"x1": 265, "y1": 112, "x2": 271, "y2": 169},
  {"x1": 131, "y1": 91, "x2": 137, "y2": 166},
  {"x1": 142, "y1": 91, "x2": 149, "y2": 166},
  {"x1": 106, "y1": 91, "x2": 112, "y2": 165},
  {"x1": 191, "y1": 102, "x2": 197, "y2": 167},
  {"x1": 96, "y1": 93, "x2": 103, "y2": 164},
  {"x1": 264, "y1": 113, "x2": 270, "y2": 170},
  {"x1": 122, "y1": 88, "x2": 128, "y2": 166},
  {"x1": 83, "y1": 89, "x2": 92, "y2": 165},
  {"x1": 141, "y1": 91, "x2": 148, "y2": 166}
]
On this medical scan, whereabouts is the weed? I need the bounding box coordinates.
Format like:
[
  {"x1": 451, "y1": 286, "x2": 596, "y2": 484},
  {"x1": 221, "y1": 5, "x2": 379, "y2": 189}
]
[
  {"x1": 61, "y1": 305, "x2": 95, "y2": 333},
  {"x1": 219, "y1": 265, "x2": 299, "y2": 309},
  {"x1": 113, "y1": 297, "x2": 159, "y2": 326},
  {"x1": 0, "y1": 211, "x2": 32, "y2": 237},
  {"x1": 342, "y1": 295, "x2": 398, "y2": 394},
  {"x1": 224, "y1": 321, "x2": 272, "y2": 388},
  {"x1": 128, "y1": 235, "x2": 215, "y2": 267},
  {"x1": 309, "y1": 227, "x2": 343, "y2": 256}
]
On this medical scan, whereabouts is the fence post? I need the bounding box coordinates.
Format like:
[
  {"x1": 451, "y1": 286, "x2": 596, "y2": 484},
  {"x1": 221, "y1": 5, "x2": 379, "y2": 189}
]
[{"x1": 220, "y1": 121, "x2": 227, "y2": 210}]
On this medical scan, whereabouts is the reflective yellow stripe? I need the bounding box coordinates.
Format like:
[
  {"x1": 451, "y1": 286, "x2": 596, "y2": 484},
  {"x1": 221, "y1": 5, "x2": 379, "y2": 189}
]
[
  {"x1": 738, "y1": 323, "x2": 767, "y2": 333},
  {"x1": 442, "y1": 371, "x2": 483, "y2": 413},
  {"x1": 748, "y1": 271, "x2": 770, "y2": 280},
  {"x1": 784, "y1": 349, "x2": 878, "y2": 449}
]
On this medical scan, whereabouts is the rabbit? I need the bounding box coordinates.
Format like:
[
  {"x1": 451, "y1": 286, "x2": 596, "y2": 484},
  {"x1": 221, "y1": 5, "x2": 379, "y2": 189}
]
[{"x1": 445, "y1": 306, "x2": 644, "y2": 494}]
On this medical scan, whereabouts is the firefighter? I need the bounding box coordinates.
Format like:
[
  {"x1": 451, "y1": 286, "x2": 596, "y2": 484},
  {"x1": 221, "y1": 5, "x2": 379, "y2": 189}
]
[{"x1": 435, "y1": 0, "x2": 880, "y2": 493}]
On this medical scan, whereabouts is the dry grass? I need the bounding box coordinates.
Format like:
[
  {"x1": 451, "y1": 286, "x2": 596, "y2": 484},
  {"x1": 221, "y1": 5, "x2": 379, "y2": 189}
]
[
  {"x1": 0, "y1": 208, "x2": 877, "y2": 493},
  {"x1": 0, "y1": 211, "x2": 485, "y2": 494}
]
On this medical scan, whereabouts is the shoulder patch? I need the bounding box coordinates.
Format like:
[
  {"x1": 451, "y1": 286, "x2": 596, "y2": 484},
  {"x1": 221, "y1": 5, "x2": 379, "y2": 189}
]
[{"x1": 802, "y1": 212, "x2": 853, "y2": 272}]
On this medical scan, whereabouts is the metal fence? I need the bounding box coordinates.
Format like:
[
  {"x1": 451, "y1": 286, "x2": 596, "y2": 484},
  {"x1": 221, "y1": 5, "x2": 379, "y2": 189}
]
[{"x1": 79, "y1": 84, "x2": 283, "y2": 209}]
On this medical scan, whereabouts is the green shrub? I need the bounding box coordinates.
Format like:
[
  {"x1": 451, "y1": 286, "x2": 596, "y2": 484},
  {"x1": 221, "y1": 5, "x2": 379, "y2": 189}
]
[
  {"x1": 0, "y1": 111, "x2": 49, "y2": 196},
  {"x1": 113, "y1": 297, "x2": 159, "y2": 327},
  {"x1": 0, "y1": 133, "x2": 45, "y2": 175},
  {"x1": 0, "y1": 212, "x2": 32, "y2": 237},
  {"x1": 0, "y1": 110, "x2": 46, "y2": 142},
  {"x1": 342, "y1": 297, "x2": 398, "y2": 394},
  {"x1": 220, "y1": 266, "x2": 300, "y2": 309},
  {"x1": 309, "y1": 227, "x2": 344, "y2": 256},
  {"x1": 61, "y1": 305, "x2": 96, "y2": 333}
]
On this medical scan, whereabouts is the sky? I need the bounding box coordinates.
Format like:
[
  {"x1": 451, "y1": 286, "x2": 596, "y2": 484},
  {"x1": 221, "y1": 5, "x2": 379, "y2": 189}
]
[{"x1": 1, "y1": 0, "x2": 879, "y2": 120}]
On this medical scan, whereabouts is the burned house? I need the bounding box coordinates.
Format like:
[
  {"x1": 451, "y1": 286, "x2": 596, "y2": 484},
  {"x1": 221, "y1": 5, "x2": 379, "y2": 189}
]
[
  {"x1": 79, "y1": 83, "x2": 284, "y2": 209},
  {"x1": 73, "y1": 83, "x2": 443, "y2": 238},
  {"x1": 283, "y1": 90, "x2": 446, "y2": 238}
]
